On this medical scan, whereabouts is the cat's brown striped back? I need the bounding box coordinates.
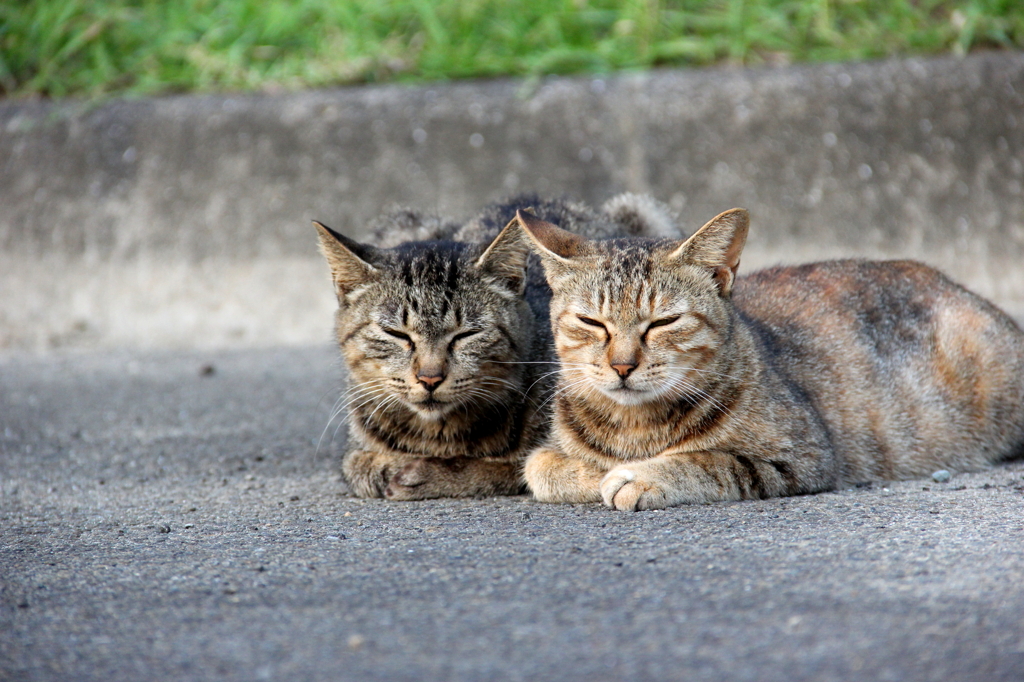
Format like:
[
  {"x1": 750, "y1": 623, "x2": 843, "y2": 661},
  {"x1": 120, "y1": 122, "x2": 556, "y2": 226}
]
[{"x1": 517, "y1": 208, "x2": 1024, "y2": 510}]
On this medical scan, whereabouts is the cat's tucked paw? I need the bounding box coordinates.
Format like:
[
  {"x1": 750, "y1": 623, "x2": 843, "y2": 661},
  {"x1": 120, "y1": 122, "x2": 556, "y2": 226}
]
[
  {"x1": 384, "y1": 458, "x2": 446, "y2": 501},
  {"x1": 524, "y1": 447, "x2": 604, "y2": 504},
  {"x1": 600, "y1": 466, "x2": 669, "y2": 511},
  {"x1": 341, "y1": 449, "x2": 395, "y2": 498},
  {"x1": 344, "y1": 470, "x2": 387, "y2": 499}
]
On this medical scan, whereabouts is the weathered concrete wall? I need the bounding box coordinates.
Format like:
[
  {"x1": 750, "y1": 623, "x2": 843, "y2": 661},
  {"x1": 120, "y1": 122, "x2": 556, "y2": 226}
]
[{"x1": 2, "y1": 52, "x2": 1023, "y2": 350}]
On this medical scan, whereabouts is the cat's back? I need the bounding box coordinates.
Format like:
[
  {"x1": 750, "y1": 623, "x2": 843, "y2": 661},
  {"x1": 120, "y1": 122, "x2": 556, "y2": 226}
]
[
  {"x1": 732, "y1": 259, "x2": 1024, "y2": 481},
  {"x1": 734, "y1": 259, "x2": 1024, "y2": 353}
]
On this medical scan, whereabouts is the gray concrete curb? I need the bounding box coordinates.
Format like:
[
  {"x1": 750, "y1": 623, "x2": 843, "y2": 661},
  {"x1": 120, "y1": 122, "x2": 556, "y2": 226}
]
[{"x1": 2, "y1": 52, "x2": 1023, "y2": 350}]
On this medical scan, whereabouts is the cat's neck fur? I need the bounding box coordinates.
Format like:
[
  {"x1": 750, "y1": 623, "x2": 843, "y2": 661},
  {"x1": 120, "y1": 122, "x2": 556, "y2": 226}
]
[{"x1": 351, "y1": 388, "x2": 530, "y2": 459}]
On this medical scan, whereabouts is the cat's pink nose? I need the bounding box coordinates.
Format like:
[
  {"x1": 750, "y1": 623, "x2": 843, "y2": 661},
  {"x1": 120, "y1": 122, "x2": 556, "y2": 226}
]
[
  {"x1": 417, "y1": 373, "x2": 446, "y2": 390},
  {"x1": 611, "y1": 363, "x2": 636, "y2": 378}
]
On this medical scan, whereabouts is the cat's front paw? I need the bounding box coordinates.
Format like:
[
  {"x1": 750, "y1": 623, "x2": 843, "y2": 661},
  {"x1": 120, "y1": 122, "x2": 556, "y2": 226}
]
[
  {"x1": 342, "y1": 449, "x2": 395, "y2": 498},
  {"x1": 600, "y1": 466, "x2": 669, "y2": 511},
  {"x1": 384, "y1": 458, "x2": 445, "y2": 501},
  {"x1": 524, "y1": 447, "x2": 604, "y2": 504}
]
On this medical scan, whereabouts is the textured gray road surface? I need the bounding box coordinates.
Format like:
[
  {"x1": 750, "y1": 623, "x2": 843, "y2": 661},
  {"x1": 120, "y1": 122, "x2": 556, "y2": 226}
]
[{"x1": 2, "y1": 346, "x2": 1023, "y2": 681}]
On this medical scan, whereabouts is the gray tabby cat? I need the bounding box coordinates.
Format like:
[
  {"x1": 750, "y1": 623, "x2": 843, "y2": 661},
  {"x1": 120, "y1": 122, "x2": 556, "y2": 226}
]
[{"x1": 314, "y1": 194, "x2": 676, "y2": 500}]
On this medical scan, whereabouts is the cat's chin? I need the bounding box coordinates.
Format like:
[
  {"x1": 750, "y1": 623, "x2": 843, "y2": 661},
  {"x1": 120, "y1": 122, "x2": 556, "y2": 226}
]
[
  {"x1": 600, "y1": 386, "x2": 659, "y2": 406},
  {"x1": 409, "y1": 399, "x2": 456, "y2": 419}
]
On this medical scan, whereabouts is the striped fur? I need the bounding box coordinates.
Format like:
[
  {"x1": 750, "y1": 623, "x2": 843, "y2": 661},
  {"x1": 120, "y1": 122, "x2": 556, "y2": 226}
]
[
  {"x1": 314, "y1": 194, "x2": 679, "y2": 499},
  {"x1": 518, "y1": 208, "x2": 1024, "y2": 510}
]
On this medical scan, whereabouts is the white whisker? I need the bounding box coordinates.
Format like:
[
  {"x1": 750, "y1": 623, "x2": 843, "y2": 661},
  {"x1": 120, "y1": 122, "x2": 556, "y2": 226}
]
[
  {"x1": 315, "y1": 379, "x2": 392, "y2": 458},
  {"x1": 535, "y1": 376, "x2": 596, "y2": 412}
]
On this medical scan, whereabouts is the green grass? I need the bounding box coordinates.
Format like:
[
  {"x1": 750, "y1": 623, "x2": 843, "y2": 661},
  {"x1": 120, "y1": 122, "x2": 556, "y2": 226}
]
[{"x1": 1, "y1": 0, "x2": 1022, "y2": 99}]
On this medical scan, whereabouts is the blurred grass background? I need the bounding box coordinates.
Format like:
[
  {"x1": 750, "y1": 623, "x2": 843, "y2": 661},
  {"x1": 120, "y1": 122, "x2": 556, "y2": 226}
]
[{"x1": 1, "y1": 0, "x2": 1021, "y2": 99}]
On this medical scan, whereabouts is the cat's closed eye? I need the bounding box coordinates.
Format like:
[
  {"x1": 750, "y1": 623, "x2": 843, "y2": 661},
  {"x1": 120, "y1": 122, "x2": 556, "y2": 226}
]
[
  {"x1": 643, "y1": 316, "x2": 682, "y2": 340},
  {"x1": 577, "y1": 315, "x2": 606, "y2": 329},
  {"x1": 382, "y1": 328, "x2": 414, "y2": 348},
  {"x1": 648, "y1": 316, "x2": 680, "y2": 329},
  {"x1": 449, "y1": 330, "x2": 482, "y2": 351}
]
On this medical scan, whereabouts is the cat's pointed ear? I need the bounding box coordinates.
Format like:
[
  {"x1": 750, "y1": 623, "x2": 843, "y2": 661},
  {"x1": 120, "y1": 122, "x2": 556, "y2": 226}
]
[
  {"x1": 515, "y1": 209, "x2": 588, "y2": 284},
  {"x1": 475, "y1": 218, "x2": 530, "y2": 295},
  {"x1": 667, "y1": 208, "x2": 749, "y2": 296},
  {"x1": 515, "y1": 209, "x2": 586, "y2": 260},
  {"x1": 313, "y1": 221, "x2": 377, "y2": 299}
]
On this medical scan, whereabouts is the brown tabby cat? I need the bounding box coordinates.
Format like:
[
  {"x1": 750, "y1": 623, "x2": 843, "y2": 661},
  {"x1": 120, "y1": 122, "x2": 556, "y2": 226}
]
[
  {"x1": 516, "y1": 207, "x2": 1024, "y2": 510},
  {"x1": 315, "y1": 194, "x2": 677, "y2": 500}
]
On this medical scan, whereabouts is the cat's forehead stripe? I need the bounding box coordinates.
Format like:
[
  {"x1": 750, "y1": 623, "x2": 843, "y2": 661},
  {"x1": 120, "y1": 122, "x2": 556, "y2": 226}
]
[
  {"x1": 400, "y1": 261, "x2": 415, "y2": 288},
  {"x1": 445, "y1": 256, "x2": 460, "y2": 296},
  {"x1": 388, "y1": 246, "x2": 473, "y2": 325},
  {"x1": 591, "y1": 248, "x2": 657, "y2": 319}
]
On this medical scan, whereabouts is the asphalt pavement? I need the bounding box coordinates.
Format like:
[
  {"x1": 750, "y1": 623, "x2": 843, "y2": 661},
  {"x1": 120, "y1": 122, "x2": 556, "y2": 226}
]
[{"x1": 2, "y1": 345, "x2": 1023, "y2": 681}]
